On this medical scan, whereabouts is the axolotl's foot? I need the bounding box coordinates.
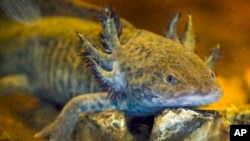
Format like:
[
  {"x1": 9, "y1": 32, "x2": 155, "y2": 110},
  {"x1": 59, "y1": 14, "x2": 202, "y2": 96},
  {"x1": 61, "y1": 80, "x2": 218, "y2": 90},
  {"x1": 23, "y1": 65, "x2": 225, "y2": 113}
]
[
  {"x1": 35, "y1": 120, "x2": 72, "y2": 141},
  {"x1": 35, "y1": 93, "x2": 115, "y2": 141}
]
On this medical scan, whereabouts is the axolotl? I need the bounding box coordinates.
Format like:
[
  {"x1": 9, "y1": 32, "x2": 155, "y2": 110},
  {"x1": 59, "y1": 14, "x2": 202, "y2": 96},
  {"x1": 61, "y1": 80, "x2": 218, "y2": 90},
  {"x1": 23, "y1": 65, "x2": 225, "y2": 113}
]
[{"x1": 0, "y1": 3, "x2": 222, "y2": 141}]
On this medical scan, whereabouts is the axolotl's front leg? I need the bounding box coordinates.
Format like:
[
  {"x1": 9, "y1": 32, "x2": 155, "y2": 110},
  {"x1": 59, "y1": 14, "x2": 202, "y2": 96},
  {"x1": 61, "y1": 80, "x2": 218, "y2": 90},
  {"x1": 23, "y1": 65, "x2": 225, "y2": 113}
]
[
  {"x1": 35, "y1": 7, "x2": 125, "y2": 141},
  {"x1": 35, "y1": 92, "x2": 115, "y2": 141}
]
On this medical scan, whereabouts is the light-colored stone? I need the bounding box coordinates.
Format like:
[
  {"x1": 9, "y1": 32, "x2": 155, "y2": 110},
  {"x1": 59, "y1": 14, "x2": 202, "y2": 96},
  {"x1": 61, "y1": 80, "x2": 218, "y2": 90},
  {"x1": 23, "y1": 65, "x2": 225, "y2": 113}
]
[
  {"x1": 150, "y1": 108, "x2": 230, "y2": 141},
  {"x1": 73, "y1": 109, "x2": 134, "y2": 141}
]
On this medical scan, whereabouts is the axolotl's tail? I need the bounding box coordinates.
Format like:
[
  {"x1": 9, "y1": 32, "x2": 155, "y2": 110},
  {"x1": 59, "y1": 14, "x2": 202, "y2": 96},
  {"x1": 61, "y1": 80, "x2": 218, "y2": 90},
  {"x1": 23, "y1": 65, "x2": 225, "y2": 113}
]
[
  {"x1": 0, "y1": 39, "x2": 32, "y2": 95},
  {"x1": 0, "y1": 2, "x2": 34, "y2": 76},
  {"x1": 0, "y1": 0, "x2": 38, "y2": 76},
  {"x1": 0, "y1": 16, "x2": 33, "y2": 93}
]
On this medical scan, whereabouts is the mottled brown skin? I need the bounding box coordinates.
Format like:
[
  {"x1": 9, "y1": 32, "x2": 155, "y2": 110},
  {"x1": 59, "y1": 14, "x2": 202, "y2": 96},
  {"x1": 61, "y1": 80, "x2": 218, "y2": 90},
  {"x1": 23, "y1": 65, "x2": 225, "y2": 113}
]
[
  {"x1": 90, "y1": 29, "x2": 222, "y2": 115},
  {"x1": 118, "y1": 30, "x2": 220, "y2": 103},
  {"x1": 0, "y1": 16, "x2": 134, "y2": 105}
]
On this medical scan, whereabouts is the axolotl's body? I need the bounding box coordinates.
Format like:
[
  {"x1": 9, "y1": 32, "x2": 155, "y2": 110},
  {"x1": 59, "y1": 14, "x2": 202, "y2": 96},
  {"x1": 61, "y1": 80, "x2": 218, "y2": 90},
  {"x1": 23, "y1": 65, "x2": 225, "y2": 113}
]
[{"x1": 0, "y1": 3, "x2": 222, "y2": 141}]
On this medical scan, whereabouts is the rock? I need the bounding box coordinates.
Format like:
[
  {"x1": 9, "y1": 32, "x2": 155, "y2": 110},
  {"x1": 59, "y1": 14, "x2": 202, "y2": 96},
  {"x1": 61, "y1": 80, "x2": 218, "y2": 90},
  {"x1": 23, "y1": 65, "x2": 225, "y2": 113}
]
[
  {"x1": 73, "y1": 109, "x2": 134, "y2": 141},
  {"x1": 73, "y1": 108, "x2": 230, "y2": 141},
  {"x1": 219, "y1": 105, "x2": 250, "y2": 124},
  {"x1": 150, "y1": 108, "x2": 230, "y2": 141}
]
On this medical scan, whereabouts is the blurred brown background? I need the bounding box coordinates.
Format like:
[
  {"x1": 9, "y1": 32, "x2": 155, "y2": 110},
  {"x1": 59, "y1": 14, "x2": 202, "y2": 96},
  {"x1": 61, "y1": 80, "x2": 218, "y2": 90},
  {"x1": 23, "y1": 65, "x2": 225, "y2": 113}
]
[{"x1": 0, "y1": 1, "x2": 249, "y2": 140}]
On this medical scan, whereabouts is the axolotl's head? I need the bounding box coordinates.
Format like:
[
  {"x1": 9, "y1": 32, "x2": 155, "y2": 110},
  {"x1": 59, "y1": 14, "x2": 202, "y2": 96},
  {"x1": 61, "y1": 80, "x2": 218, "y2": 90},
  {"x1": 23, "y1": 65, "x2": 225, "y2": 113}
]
[
  {"x1": 79, "y1": 7, "x2": 222, "y2": 115},
  {"x1": 114, "y1": 30, "x2": 222, "y2": 108}
]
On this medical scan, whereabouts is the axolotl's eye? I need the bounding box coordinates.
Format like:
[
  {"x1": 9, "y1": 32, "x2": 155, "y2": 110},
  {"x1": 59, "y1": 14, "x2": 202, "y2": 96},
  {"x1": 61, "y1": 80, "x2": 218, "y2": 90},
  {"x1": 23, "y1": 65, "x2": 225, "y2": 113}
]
[
  {"x1": 210, "y1": 70, "x2": 216, "y2": 79},
  {"x1": 165, "y1": 74, "x2": 178, "y2": 85}
]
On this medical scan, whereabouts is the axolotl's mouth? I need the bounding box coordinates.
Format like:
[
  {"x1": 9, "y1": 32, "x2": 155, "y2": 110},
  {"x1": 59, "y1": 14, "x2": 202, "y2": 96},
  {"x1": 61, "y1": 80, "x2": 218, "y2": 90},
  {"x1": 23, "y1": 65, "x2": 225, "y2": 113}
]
[
  {"x1": 163, "y1": 93, "x2": 222, "y2": 107},
  {"x1": 143, "y1": 89, "x2": 222, "y2": 108}
]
